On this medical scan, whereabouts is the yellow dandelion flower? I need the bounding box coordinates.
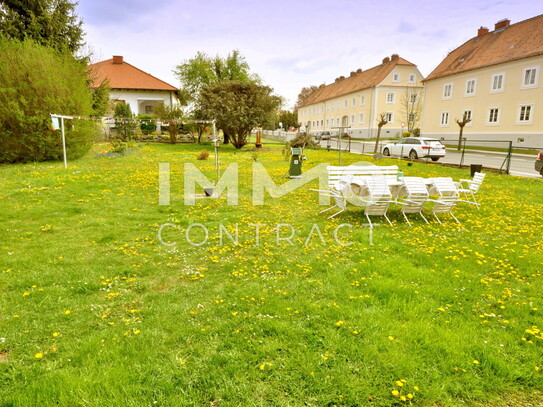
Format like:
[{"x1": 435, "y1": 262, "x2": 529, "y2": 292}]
[
  {"x1": 396, "y1": 380, "x2": 404, "y2": 387},
  {"x1": 473, "y1": 360, "x2": 480, "y2": 364},
  {"x1": 34, "y1": 353, "x2": 44, "y2": 359},
  {"x1": 391, "y1": 390, "x2": 400, "y2": 397},
  {"x1": 64, "y1": 310, "x2": 71, "y2": 315},
  {"x1": 52, "y1": 332, "x2": 59, "y2": 337},
  {"x1": 400, "y1": 395, "x2": 407, "y2": 401}
]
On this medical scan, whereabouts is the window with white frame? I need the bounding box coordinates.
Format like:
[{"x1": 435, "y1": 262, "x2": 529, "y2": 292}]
[
  {"x1": 410, "y1": 93, "x2": 417, "y2": 103},
  {"x1": 463, "y1": 109, "x2": 472, "y2": 125},
  {"x1": 392, "y1": 73, "x2": 399, "y2": 82},
  {"x1": 344, "y1": 100, "x2": 347, "y2": 108},
  {"x1": 385, "y1": 112, "x2": 393, "y2": 123},
  {"x1": 351, "y1": 115, "x2": 355, "y2": 124},
  {"x1": 488, "y1": 107, "x2": 500, "y2": 124},
  {"x1": 443, "y1": 83, "x2": 452, "y2": 98},
  {"x1": 518, "y1": 104, "x2": 534, "y2": 123},
  {"x1": 409, "y1": 74, "x2": 416, "y2": 83},
  {"x1": 359, "y1": 113, "x2": 364, "y2": 124},
  {"x1": 491, "y1": 73, "x2": 504, "y2": 92},
  {"x1": 336, "y1": 117, "x2": 340, "y2": 125},
  {"x1": 352, "y1": 97, "x2": 356, "y2": 107},
  {"x1": 465, "y1": 79, "x2": 476, "y2": 95},
  {"x1": 326, "y1": 119, "x2": 329, "y2": 126},
  {"x1": 440, "y1": 111, "x2": 449, "y2": 126},
  {"x1": 386, "y1": 92, "x2": 395, "y2": 104},
  {"x1": 360, "y1": 95, "x2": 365, "y2": 105},
  {"x1": 522, "y1": 67, "x2": 539, "y2": 88}
]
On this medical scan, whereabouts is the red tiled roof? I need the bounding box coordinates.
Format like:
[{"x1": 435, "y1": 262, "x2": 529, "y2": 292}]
[
  {"x1": 88, "y1": 56, "x2": 178, "y2": 91},
  {"x1": 424, "y1": 14, "x2": 543, "y2": 82},
  {"x1": 301, "y1": 55, "x2": 416, "y2": 107}
]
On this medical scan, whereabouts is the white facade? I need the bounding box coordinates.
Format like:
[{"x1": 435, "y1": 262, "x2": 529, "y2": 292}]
[{"x1": 109, "y1": 89, "x2": 179, "y2": 115}]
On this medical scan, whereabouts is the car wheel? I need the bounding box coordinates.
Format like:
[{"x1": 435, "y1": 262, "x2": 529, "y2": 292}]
[
  {"x1": 431, "y1": 157, "x2": 439, "y2": 162},
  {"x1": 409, "y1": 150, "x2": 418, "y2": 160},
  {"x1": 383, "y1": 148, "x2": 390, "y2": 156}
]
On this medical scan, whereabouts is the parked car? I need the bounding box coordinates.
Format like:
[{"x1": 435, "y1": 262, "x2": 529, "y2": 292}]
[
  {"x1": 382, "y1": 137, "x2": 446, "y2": 161},
  {"x1": 319, "y1": 131, "x2": 331, "y2": 140},
  {"x1": 536, "y1": 151, "x2": 543, "y2": 176}
]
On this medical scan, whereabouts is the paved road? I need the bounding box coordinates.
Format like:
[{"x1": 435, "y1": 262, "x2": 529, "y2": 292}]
[{"x1": 319, "y1": 139, "x2": 542, "y2": 179}]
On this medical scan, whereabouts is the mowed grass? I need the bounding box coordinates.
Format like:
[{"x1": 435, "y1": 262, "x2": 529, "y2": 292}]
[{"x1": 0, "y1": 141, "x2": 542, "y2": 407}]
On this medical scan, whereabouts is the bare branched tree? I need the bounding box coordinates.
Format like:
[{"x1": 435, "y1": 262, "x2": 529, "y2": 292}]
[
  {"x1": 374, "y1": 113, "x2": 388, "y2": 153},
  {"x1": 399, "y1": 87, "x2": 424, "y2": 133},
  {"x1": 456, "y1": 112, "x2": 471, "y2": 150}
]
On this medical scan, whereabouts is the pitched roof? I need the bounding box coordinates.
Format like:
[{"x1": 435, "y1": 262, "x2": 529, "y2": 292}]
[
  {"x1": 424, "y1": 14, "x2": 543, "y2": 82},
  {"x1": 88, "y1": 56, "x2": 178, "y2": 91},
  {"x1": 300, "y1": 55, "x2": 416, "y2": 107}
]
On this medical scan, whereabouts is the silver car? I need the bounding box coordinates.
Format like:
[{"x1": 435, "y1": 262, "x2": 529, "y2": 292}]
[{"x1": 382, "y1": 137, "x2": 446, "y2": 161}]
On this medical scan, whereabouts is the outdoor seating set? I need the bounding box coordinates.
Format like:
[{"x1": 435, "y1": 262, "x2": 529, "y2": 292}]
[{"x1": 315, "y1": 165, "x2": 485, "y2": 226}]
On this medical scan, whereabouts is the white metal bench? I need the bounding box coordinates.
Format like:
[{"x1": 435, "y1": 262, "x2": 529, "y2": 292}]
[{"x1": 326, "y1": 165, "x2": 400, "y2": 189}]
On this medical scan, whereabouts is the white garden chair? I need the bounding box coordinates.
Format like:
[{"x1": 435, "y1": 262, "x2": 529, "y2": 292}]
[
  {"x1": 355, "y1": 176, "x2": 395, "y2": 227},
  {"x1": 314, "y1": 179, "x2": 354, "y2": 219},
  {"x1": 456, "y1": 172, "x2": 485, "y2": 209},
  {"x1": 428, "y1": 177, "x2": 461, "y2": 224},
  {"x1": 397, "y1": 177, "x2": 429, "y2": 226}
]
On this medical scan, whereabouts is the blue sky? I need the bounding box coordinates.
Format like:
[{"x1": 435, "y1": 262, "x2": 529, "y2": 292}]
[{"x1": 78, "y1": 0, "x2": 542, "y2": 108}]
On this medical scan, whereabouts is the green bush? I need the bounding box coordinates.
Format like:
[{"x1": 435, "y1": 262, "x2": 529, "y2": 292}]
[{"x1": 0, "y1": 39, "x2": 96, "y2": 163}]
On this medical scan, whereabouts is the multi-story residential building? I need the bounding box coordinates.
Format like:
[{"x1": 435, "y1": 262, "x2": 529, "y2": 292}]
[
  {"x1": 421, "y1": 15, "x2": 543, "y2": 147},
  {"x1": 297, "y1": 54, "x2": 424, "y2": 139}
]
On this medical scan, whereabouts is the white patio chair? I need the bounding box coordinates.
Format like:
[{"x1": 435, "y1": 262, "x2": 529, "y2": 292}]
[
  {"x1": 428, "y1": 177, "x2": 461, "y2": 224},
  {"x1": 315, "y1": 180, "x2": 354, "y2": 219},
  {"x1": 356, "y1": 176, "x2": 395, "y2": 227},
  {"x1": 456, "y1": 172, "x2": 485, "y2": 209},
  {"x1": 397, "y1": 177, "x2": 429, "y2": 226}
]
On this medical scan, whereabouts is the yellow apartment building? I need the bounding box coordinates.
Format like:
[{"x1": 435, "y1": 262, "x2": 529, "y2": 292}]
[
  {"x1": 421, "y1": 15, "x2": 543, "y2": 147},
  {"x1": 297, "y1": 54, "x2": 424, "y2": 139}
]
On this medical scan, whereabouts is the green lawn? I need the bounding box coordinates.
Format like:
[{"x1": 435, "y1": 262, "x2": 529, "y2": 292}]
[{"x1": 1, "y1": 142, "x2": 542, "y2": 406}]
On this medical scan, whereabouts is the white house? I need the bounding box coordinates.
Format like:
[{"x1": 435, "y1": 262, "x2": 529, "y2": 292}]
[{"x1": 89, "y1": 55, "x2": 179, "y2": 115}]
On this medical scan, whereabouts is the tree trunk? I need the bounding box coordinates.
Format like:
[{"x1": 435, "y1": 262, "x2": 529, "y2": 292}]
[
  {"x1": 374, "y1": 125, "x2": 383, "y2": 154},
  {"x1": 223, "y1": 132, "x2": 230, "y2": 144},
  {"x1": 457, "y1": 125, "x2": 465, "y2": 151}
]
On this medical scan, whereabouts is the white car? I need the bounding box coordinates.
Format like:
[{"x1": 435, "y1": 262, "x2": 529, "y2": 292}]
[{"x1": 382, "y1": 137, "x2": 446, "y2": 161}]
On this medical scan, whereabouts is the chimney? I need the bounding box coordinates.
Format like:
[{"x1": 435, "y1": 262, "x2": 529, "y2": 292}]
[
  {"x1": 356, "y1": 68, "x2": 363, "y2": 73},
  {"x1": 477, "y1": 26, "x2": 489, "y2": 37},
  {"x1": 391, "y1": 54, "x2": 399, "y2": 61},
  {"x1": 382, "y1": 56, "x2": 390, "y2": 64},
  {"x1": 350, "y1": 71, "x2": 356, "y2": 77},
  {"x1": 112, "y1": 55, "x2": 124, "y2": 64},
  {"x1": 494, "y1": 19, "x2": 510, "y2": 30}
]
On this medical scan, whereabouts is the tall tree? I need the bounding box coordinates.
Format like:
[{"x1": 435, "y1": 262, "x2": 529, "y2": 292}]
[
  {"x1": 174, "y1": 49, "x2": 260, "y2": 99},
  {"x1": 0, "y1": 0, "x2": 85, "y2": 54},
  {"x1": 200, "y1": 81, "x2": 281, "y2": 149},
  {"x1": 294, "y1": 85, "x2": 318, "y2": 112},
  {"x1": 174, "y1": 49, "x2": 260, "y2": 144}
]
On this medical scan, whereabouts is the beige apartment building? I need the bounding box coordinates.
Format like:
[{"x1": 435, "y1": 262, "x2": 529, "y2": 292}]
[
  {"x1": 421, "y1": 15, "x2": 543, "y2": 147},
  {"x1": 298, "y1": 54, "x2": 424, "y2": 139}
]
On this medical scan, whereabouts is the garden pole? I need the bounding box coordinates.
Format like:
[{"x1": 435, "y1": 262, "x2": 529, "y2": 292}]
[{"x1": 213, "y1": 121, "x2": 219, "y2": 194}]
